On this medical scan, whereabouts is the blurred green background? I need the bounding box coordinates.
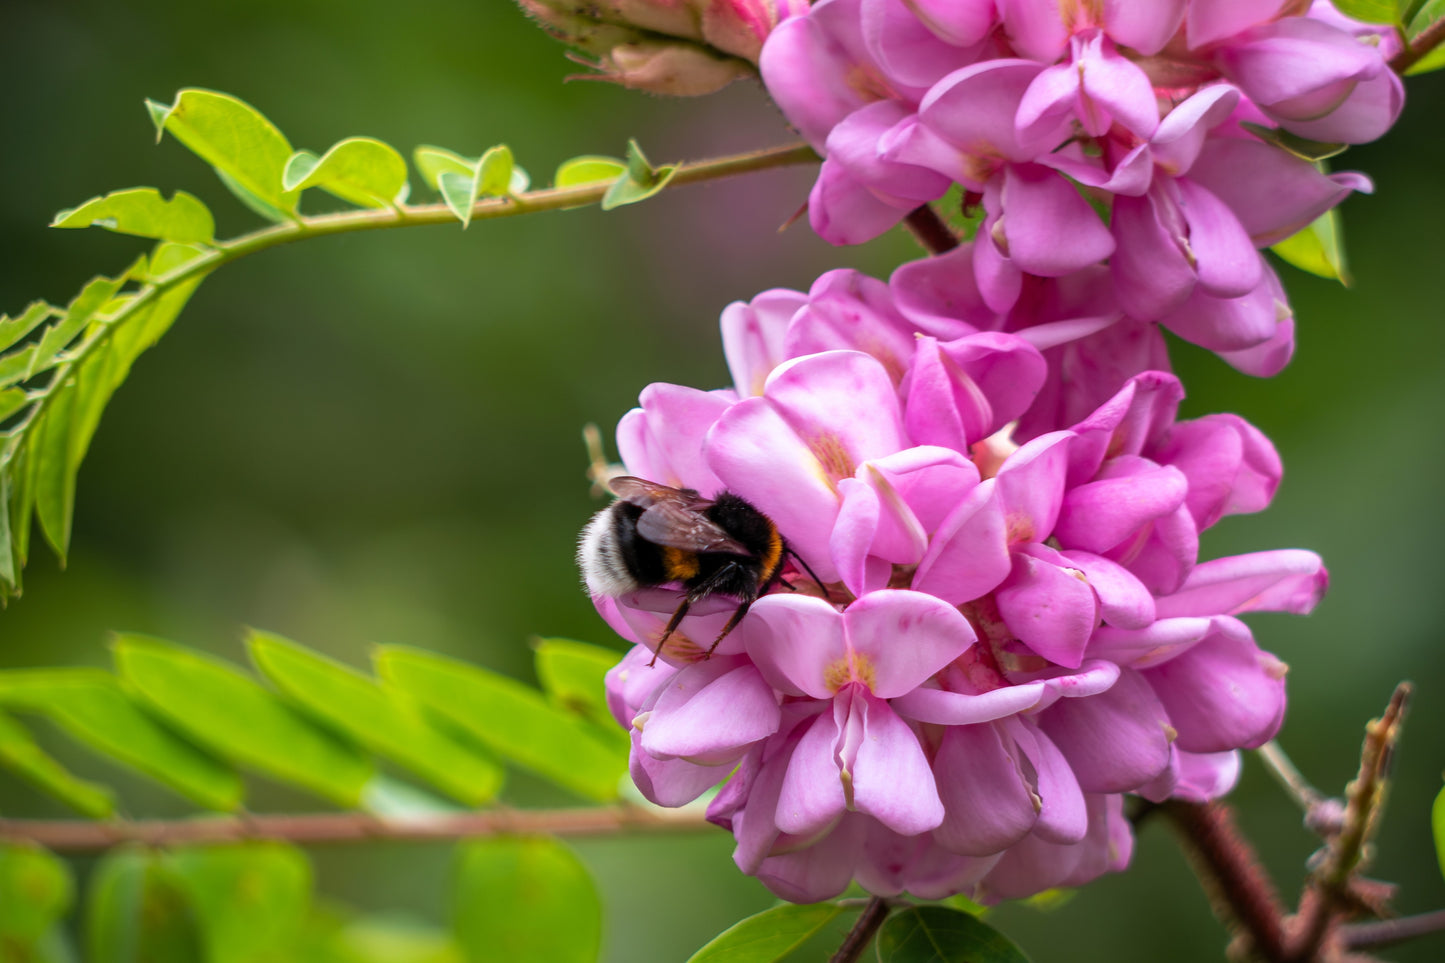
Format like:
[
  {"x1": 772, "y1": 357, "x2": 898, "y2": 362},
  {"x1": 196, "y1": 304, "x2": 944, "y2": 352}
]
[{"x1": 0, "y1": 1, "x2": 1441, "y2": 959}]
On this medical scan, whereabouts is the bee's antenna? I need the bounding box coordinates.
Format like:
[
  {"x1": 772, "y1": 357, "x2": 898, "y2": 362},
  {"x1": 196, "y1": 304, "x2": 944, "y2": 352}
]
[{"x1": 787, "y1": 549, "x2": 829, "y2": 598}]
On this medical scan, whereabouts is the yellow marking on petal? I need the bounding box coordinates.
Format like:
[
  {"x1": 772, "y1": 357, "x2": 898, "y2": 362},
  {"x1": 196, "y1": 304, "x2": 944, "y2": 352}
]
[
  {"x1": 1163, "y1": 723, "x2": 1179, "y2": 744},
  {"x1": 632, "y1": 711, "x2": 651, "y2": 732},
  {"x1": 809, "y1": 432, "x2": 857, "y2": 484},
  {"x1": 1264, "y1": 656, "x2": 1290, "y2": 680},
  {"x1": 839, "y1": 766, "x2": 855, "y2": 810},
  {"x1": 822, "y1": 651, "x2": 878, "y2": 694},
  {"x1": 1005, "y1": 512, "x2": 1035, "y2": 544},
  {"x1": 1066, "y1": 566, "x2": 1088, "y2": 583}
]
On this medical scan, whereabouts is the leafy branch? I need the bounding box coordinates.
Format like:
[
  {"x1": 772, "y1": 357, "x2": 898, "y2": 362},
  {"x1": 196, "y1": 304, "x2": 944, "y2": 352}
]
[{"x1": 0, "y1": 87, "x2": 818, "y2": 602}]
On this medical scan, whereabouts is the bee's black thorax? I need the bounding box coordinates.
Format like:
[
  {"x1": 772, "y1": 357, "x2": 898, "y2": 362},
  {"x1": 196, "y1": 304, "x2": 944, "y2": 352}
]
[{"x1": 608, "y1": 492, "x2": 786, "y2": 602}]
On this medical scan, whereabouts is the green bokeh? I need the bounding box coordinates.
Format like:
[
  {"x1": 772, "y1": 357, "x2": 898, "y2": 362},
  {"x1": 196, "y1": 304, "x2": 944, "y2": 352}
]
[{"x1": 0, "y1": 2, "x2": 1441, "y2": 960}]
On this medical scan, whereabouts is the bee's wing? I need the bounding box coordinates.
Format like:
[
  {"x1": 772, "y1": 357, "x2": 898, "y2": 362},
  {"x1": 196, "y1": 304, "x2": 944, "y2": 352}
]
[
  {"x1": 608, "y1": 476, "x2": 706, "y2": 508},
  {"x1": 635, "y1": 501, "x2": 752, "y2": 556}
]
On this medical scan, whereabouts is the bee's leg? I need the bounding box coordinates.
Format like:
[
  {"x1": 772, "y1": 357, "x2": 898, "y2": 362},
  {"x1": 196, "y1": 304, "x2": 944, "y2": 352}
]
[
  {"x1": 786, "y1": 549, "x2": 829, "y2": 597},
  {"x1": 650, "y1": 598, "x2": 693, "y2": 667},
  {"x1": 704, "y1": 597, "x2": 755, "y2": 660}
]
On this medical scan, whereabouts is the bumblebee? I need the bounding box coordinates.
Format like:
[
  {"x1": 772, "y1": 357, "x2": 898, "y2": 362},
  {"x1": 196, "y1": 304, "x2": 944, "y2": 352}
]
[{"x1": 578, "y1": 476, "x2": 819, "y2": 663}]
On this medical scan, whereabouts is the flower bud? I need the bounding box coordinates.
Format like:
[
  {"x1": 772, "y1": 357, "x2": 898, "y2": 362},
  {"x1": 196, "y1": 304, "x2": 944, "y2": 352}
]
[{"x1": 517, "y1": 0, "x2": 807, "y2": 95}]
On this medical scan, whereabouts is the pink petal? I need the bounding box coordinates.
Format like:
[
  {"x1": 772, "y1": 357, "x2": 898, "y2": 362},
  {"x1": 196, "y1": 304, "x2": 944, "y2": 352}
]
[
  {"x1": 844, "y1": 590, "x2": 977, "y2": 697},
  {"x1": 1216, "y1": 17, "x2": 1381, "y2": 107},
  {"x1": 1155, "y1": 413, "x2": 1281, "y2": 528},
  {"x1": 1150, "y1": 85, "x2": 1242, "y2": 176},
  {"x1": 630, "y1": 728, "x2": 734, "y2": 806},
  {"x1": 852, "y1": 691, "x2": 945, "y2": 834},
  {"x1": 1110, "y1": 189, "x2": 1197, "y2": 322},
  {"x1": 1089, "y1": 615, "x2": 1221, "y2": 668},
  {"x1": 759, "y1": 7, "x2": 875, "y2": 149},
  {"x1": 721, "y1": 289, "x2": 807, "y2": 397},
  {"x1": 1142, "y1": 622, "x2": 1287, "y2": 751},
  {"x1": 1103, "y1": 0, "x2": 1185, "y2": 55},
  {"x1": 1187, "y1": 0, "x2": 1289, "y2": 49},
  {"x1": 746, "y1": 594, "x2": 847, "y2": 698},
  {"x1": 1161, "y1": 265, "x2": 1284, "y2": 352},
  {"x1": 616, "y1": 383, "x2": 733, "y2": 494},
  {"x1": 994, "y1": 431, "x2": 1072, "y2": 541},
  {"x1": 1039, "y1": 666, "x2": 1173, "y2": 792},
  {"x1": 1154, "y1": 549, "x2": 1328, "y2": 617},
  {"x1": 999, "y1": 163, "x2": 1116, "y2": 277},
  {"x1": 640, "y1": 659, "x2": 782, "y2": 763},
  {"x1": 1060, "y1": 549, "x2": 1157, "y2": 629},
  {"x1": 1006, "y1": 717, "x2": 1088, "y2": 844},
  {"x1": 776, "y1": 708, "x2": 848, "y2": 837},
  {"x1": 920, "y1": 60, "x2": 1045, "y2": 165},
  {"x1": 1176, "y1": 178, "x2": 1262, "y2": 299},
  {"x1": 889, "y1": 242, "x2": 995, "y2": 337},
  {"x1": 995, "y1": 548, "x2": 1099, "y2": 669},
  {"x1": 933, "y1": 722, "x2": 1039, "y2": 856},
  {"x1": 808, "y1": 161, "x2": 911, "y2": 245},
  {"x1": 788, "y1": 270, "x2": 918, "y2": 383},
  {"x1": 1217, "y1": 315, "x2": 1294, "y2": 377},
  {"x1": 1279, "y1": 68, "x2": 1402, "y2": 144},
  {"x1": 902, "y1": 0, "x2": 998, "y2": 47},
  {"x1": 913, "y1": 479, "x2": 1013, "y2": 603},
  {"x1": 1187, "y1": 138, "x2": 1364, "y2": 246},
  {"x1": 1054, "y1": 463, "x2": 1190, "y2": 554},
  {"x1": 894, "y1": 680, "x2": 1054, "y2": 725},
  {"x1": 754, "y1": 815, "x2": 864, "y2": 902},
  {"x1": 831, "y1": 478, "x2": 890, "y2": 598}
]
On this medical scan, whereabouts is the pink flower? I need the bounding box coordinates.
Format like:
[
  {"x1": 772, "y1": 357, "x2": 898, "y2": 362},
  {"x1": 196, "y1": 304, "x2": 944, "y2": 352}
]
[{"x1": 590, "y1": 303, "x2": 1327, "y2": 901}]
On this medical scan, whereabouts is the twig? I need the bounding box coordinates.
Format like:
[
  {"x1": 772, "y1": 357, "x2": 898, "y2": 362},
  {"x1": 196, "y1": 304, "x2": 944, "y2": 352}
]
[
  {"x1": 829, "y1": 896, "x2": 892, "y2": 963},
  {"x1": 1341, "y1": 909, "x2": 1445, "y2": 950},
  {"x1": 903, "y1": 204, "x2": 959, "y2": 255},
  {"x1": 1163, "y1": 800, "x2": 1291, "y2": 962},
  {"x1": 1257, "y1": 742, "x2": 1346, "y2": 838},
  {"x1": 1391, "y1": 15, "x2": 1445, "y2": 74},
  {"x1": 1285, "y1": 683, "x2": 1412, "y2": 961},
  {"x1": 0, "y1": 805, "x2": 710, "y2": 852}
]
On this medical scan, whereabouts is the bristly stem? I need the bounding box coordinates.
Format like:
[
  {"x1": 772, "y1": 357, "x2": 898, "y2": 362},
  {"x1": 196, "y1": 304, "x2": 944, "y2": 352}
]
[
  {"x1": 903, "y1": 204, "x2": 960, "y2": 255},
  {"x1": 1162, "y1": 801, "x2": 1291, "y2": 962},
  {"x1": 0, "y1": 805, "x2": 710, "y2": 852},
  {"x1": 1391, "y1": 15, "x2": 1445, "y2": 74},
  {"x1": 829, "y1": 896, "x2": 892, "y2": 963}
]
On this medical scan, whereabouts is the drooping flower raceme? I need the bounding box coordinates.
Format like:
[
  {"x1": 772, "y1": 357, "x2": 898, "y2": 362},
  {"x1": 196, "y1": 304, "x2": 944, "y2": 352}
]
[
  {"x1": 592, "y1": 291, "x2": 1326, "y2": 902},
  {"x1": 757, "y1": 0, "x2": 1400, "y2": 378}
]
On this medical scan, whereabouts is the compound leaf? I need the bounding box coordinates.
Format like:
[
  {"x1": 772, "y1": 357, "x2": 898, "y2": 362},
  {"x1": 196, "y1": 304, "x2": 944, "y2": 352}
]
[
  {"x1": 0, "y1": 707, "x2": 114, "y2": 818},
  {"x1": 376, "y1": 646, "x2": 625, "y2": 802},
  {"x1": 687, "y1": 903, "x2": 848, "y2": 963},
  {"x1": 876, "y1": 906, "x2": 1031, "y2": 963},
  {"x1": 113, "y1": 634, "x2": 373, "y2": 806}
]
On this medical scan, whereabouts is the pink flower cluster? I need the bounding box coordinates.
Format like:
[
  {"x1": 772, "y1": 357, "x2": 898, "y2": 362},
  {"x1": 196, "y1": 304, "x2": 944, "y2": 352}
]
[
  {"x1": 760, "y1": 0, "x2": 1401, "y2": 376},
  {"x1": 595, "y1": 274, "x2": 1327, "y2": 901}
]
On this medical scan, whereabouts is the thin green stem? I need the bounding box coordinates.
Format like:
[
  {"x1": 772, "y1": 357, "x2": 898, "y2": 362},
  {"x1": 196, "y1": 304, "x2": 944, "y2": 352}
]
[{"x1": 3, "y1": 139, "x2": 818, "y2": 477}]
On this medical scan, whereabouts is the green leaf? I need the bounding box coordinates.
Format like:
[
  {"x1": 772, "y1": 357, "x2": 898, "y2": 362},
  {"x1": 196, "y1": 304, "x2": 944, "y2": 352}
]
[
  {"x1": 0, "y1": 388, "x2": 28, "y2": 423},
  {"x1": 0, "y1": 668, "x2": 242, "y2": 810},
  {"x1": 28, "y1": 276, "x2": 124, "y2": 380},
  {"x1": 687, "y1": 903, "x2": 848, "y2": 963},
  {"x1": 166, "y1": 842, "x2": 311, "y2": 963},
  {"x1": 532, "y1": 638, "x2": 621, "y2": 731},
  {"x1": 601, "y1": 140, "x2": 678, "y2": 211},
  {"x1": 477, "y1": 145, "x2": 515, "y2": 198},
  {"x1": 1330, "y1": 0, "x2": 1402, "y2": 23},
  {"x1": 554, "y1": 156, "x2": 627, "y2": 188},
  {"x1": 0, "y1": 302, "x2": 54, "y2": 353},
  {"x1": 85, "y1": 849, "x2": 204, "y2": 963},
  {"x1": 113, "y1": 634, "x2": 373, "y2": 806},
  {"x1": 0, "y1": 707, "x2": 114, "y2": 818},
  {"x1": 1271, "y1": 207, "x2": 1350, "y2": 283},
  {"x1": 0, "y1": 842, "x2": 72, "y2": 948},
  {"x1": 332, "y1": 915, "x2": 465, "y2": 963},
  {"x1": 51, "y1": 189, "x2": 215, "y2": 244},
  {"x1": 437, "y1": 171, "x2": 482, "y2": 229},
  {"x1": 31, "y1": 379, "x2": 79, "y2": 559},
  {"x1": 452, "y1": 837, "x2": 600, "y2": 963},
  {"x1": 248, "y1": 630, "x2": 503, "y2": 806},
  {"x1": 282, "y1": 137, "x2": 409, "y2": 209},
  {"x1": 147, "y1": 89, "x2": 299, "y2": 217},
  {"x1": 1407, "y1": 0, "x2": 1445, "y2": 74},
  {"x1": 376, "y1": 646, "x2": 625, "y2": 802},
  {"x1": 1432, "y1": 780, "x2": 1445, "y2": 880},
  {"x1": 412, "y1": 146, "x2": 476, "y2": 192},
  {"x1": 875, "y1": 906, "x2": 1031, "y2": 963}
]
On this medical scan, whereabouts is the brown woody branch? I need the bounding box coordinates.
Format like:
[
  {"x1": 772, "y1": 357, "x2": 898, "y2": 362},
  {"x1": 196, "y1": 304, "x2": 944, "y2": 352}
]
[
  {"x1": 1391, "y1": 16, "x2": 1445, "y2": 74},
  {"x1": 0, "y1": 805, "x2": 710, "y2": 852}
]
